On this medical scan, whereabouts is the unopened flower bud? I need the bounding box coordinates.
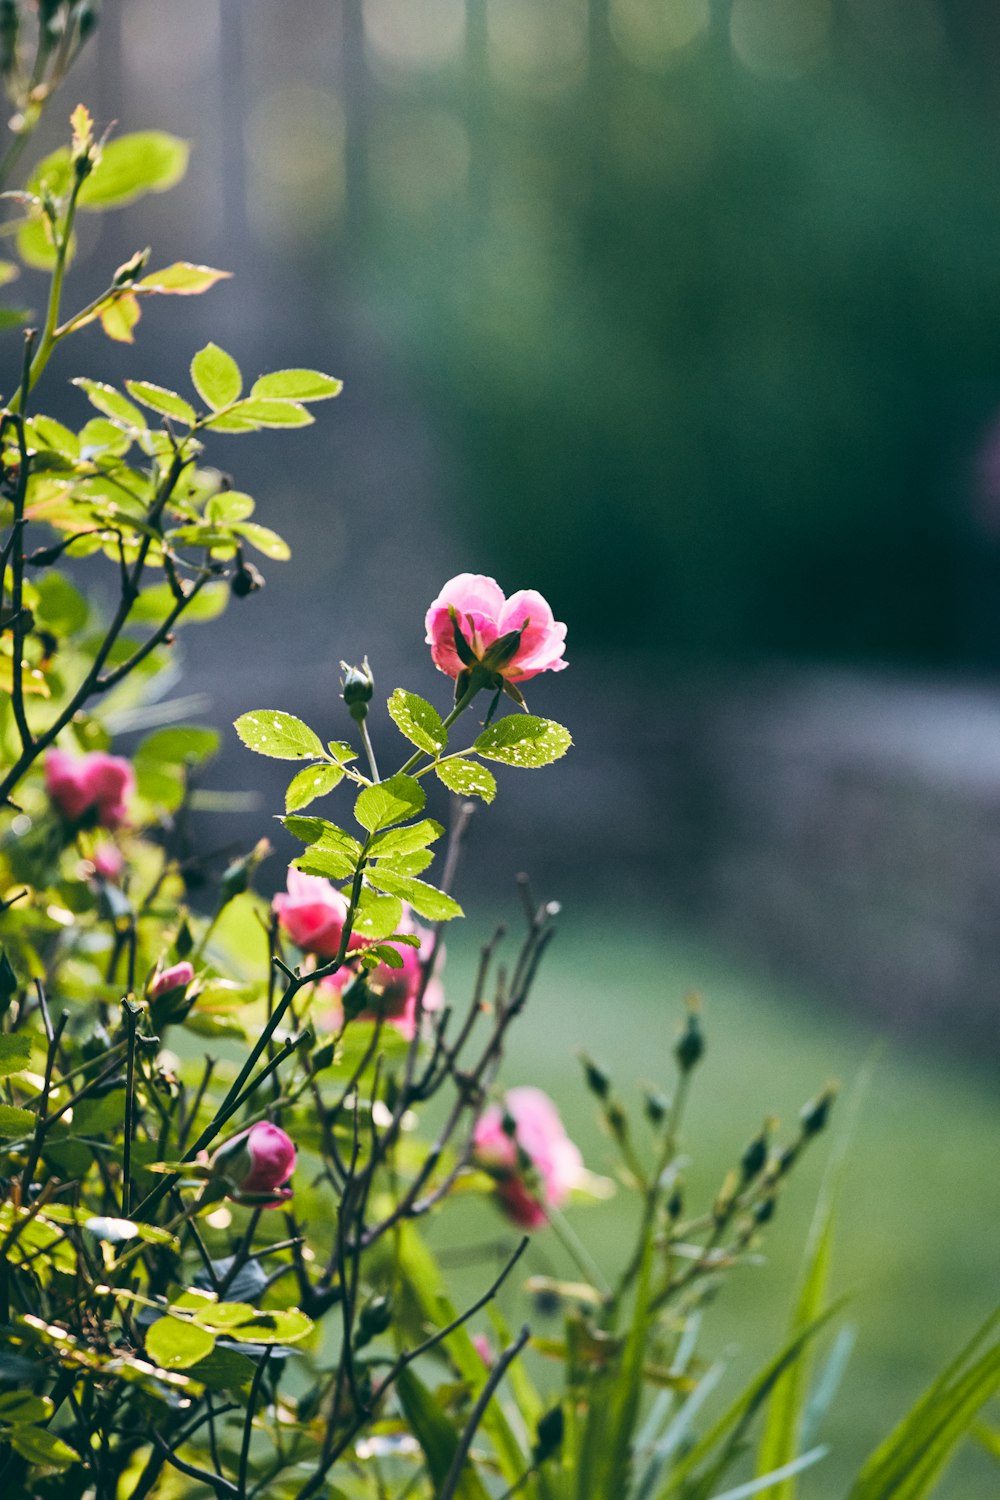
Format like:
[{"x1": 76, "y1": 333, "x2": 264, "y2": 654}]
[
  {"x1": 578, "y1": 1052, "x2": 610, "y2": 1100},
  {"x1": 674, "y1": 1005, "x2": 704, "y2": 1074},
  {"x1": 208, "y1": 1120, "x2": 296, "y2": 1207},
  {"x1": 644, "y1": 1090, "x2": 669, "y2": 1127},
  {"x1": 112, "y1": 248, "x2": 149, "y2": 287},
  {"x1": 754, "y1": 1195, "x2": 777, "y2": 1225},
  {"x1": 353, "y1": 1295, "x2": 392, "y2": 1350},
  {"x1": 219, "y1": 837, "x2": 271, "y2": 907},
  {"x1": 149, "y1": 961, "x2": 194, "y2": 1002},
  {"x1": 740, "y1": 1119, "x2": 773, "y2": 1183},
  {"x1": 800, "y1": 1084, "x2": 837, "y2": 1138},
  {"x1": 231, "y1": 551, "x2": 265, "y2": 597},
  {"x1": 533, "y1": 1405, "x2": 564, "y2": 1464},
  {"x1": 340, "y1": 658, "x2": 374, "y2": 722}
]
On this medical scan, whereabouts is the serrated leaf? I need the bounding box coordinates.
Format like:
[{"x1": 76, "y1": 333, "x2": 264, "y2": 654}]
[
  {"x1": 250, "y1": 369, "x2": 342, "y2": 401},
  {"x1": 234, "y1": 710, "x2": 324, "y2": 761},
  {"x1": 0, "y1": 1034, "x2": 33, "y2": 1077},
  {"x1": 352, "y1": 891, "x2": 403, "y2": 942},
  {"x1": 473, "y1": 715, "x2": 572, "y2": 768},
  {"x1": 135, "y1": 262, "x2": 230, "y2": 295},
  {"x1": 206, "y1": 489, "x2": 255, "y2": 523},
  {"x1": 124, "y1": 380, "x2": 196, "y2": 426},
  {"x1": 365, "y1": 868, "x2": 462, "y2": 922},
  {"x1": 78, "y1": 131, "x2": 189, "y2": 209},
  {"x1": 354, "y1": 774, "x2": 425, "y2": 833},
  {"x1": 191, "y1": 342, "x2": 242, "y2": 409},
  {"x1": 435, "y1": 758, "x2": 497, "y2": 803},
  {"x1": 0, "y1": 1105, "x2": 36, "y2": 1137},
  {"x1": 71, "y1": 378, "x2": 146, "y2": 430},
  {"x1": 295, "y1": 849, "x2": 355, "y2": 881},
  {"x1": 232, "y1": 521, "x2": 290, "y2": 560},
  {"x1": 100, "y1": 292, "x2": 140, "y2": 343},
  {"x1": 387, "y1": 688, "x2": 447, "y2": 754},
  {"x1": 145, "y1": 1316, "x2": 216, "y2": 1370},
  {"x1": 283, "y1": 817, "x2": 362, "y2": 860},
  {"x1": 365, "y1": 943, "x2": 406, "y2": 969},
  {"x1": 369, "y1": 819, "x2": 444, "y2": 858},
  {"x1": 285, "y1": 763, "x2": 345, "y2": 812},
  {"x1": 9, "y1": 1424, "x2": 78, "y2": 1469},
  {"x1": 228, "y1": 398, "x2": 314, "y2": 428}
]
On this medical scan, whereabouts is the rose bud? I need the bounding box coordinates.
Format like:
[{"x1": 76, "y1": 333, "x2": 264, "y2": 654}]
[{"x1": 209, "y1": 1121, "x2": 296, "y2": 1207}]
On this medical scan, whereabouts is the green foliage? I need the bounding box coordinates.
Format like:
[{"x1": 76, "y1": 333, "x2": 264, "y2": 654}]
[
  {"x1": 388, "y1": 687, "x2": 448, "y2": 754},
  {"x1": 235, "y1": 709, "x2": 326, "y2": 760},
  {"x1": 473, "y1": 714, "x2": 572, "y2": 767}
]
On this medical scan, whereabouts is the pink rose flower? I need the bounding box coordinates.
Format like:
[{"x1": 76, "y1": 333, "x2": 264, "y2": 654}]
[
  {"x1": 45, "y1": 748, "x2": 134, "y2": 829},
  {"x1": 149, "y1": 961, "x2": 194, "y2": 1001},
  {"x1": 273, "y1": 868, "x2": 350, "y2": 958},
  {"x1": 209, "y1": 1120, "x2": 296, "y2": 1208},
  {"x1": 91, "y1": 843, "x2": 124, "y2": 882},
  {"x1": 473, "y1": 1087, "x2": 583, "y2": 1231},
  {"x1": 319, "y1": 908, "x2": 443, "y2": 1040},
  {"x1": 425, "y1": 574, "x2": 567, "y2": 683}
]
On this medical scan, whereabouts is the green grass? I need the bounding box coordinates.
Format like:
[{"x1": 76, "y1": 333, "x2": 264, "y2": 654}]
[{"x1": 429, "y1": 901, "x2": 1000, "y2": 1498}]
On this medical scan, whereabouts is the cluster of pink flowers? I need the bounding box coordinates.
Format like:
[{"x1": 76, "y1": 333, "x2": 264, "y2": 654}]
[
  {"x1": 45, "y1": 748, "x2": 134, "y2": 828},
  {"x1": 473, "y1": 1086, "x2": 584, "y2": 1230},
  {"x1": 425, "y1": 574, "x2": 567, "y2": 684},
  {"x1": 273, "y1": 869, "x2": 442, "y2": 1038}
]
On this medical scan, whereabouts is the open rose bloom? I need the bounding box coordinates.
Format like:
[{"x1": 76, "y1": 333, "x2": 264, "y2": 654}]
[
  {"x1": 273, "y1": 868, "x2": 350, "y2": 959},
  {"x1": 274, "y1": 868, "x2": 443, "y2": 1038},
  {"x1": 45, "y1": 748, "x2": 134, "y2": 829},
  {"x1": 209, "y1": 1121, "x2": 296, "y2": 1208},
  {"x1": 425, "y1": 573, "x2": 567, "y2": 684},
  {"x1": 473, "y1": 1086, "x2": 584, "y2": 1230}
]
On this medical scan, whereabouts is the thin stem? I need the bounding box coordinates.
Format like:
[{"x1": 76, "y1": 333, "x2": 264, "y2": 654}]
[{"x1": 121, "y1": 1000, "x2": 141, "y2": 1216}]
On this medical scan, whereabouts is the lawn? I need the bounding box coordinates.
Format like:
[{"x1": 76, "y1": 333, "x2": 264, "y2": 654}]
[{"x1": 429, "y1": 897, "x2": 1000, "y2": 1498}]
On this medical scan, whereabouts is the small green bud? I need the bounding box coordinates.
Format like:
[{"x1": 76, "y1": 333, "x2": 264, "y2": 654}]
[
  {"x1": 533, "y1": 1405, "x2": 564, "y2": 1464},
  {"x1": 754, "y1": 1195, "x2": 776, "y2": 1225},
  {"x1": 231, "y1": 551, "x2": 264, "y2": 597},
  {"x1": 666, "y1": 1185, "x2": 684, "y2": 1220},
  {"x1": 800, "y1": 1084, "x2": 837, "y2": 1138},
  {"x1": 578, "y1": 1051, "x2": 610, "y2": 1099},
  {"x1": 740, "y1": 1118, "x2": 773, "y2": 1183},
  {"x1": 644, "y1": 1089, "x2": 669, "y2": 1127},
  {"x1": 219, "y1": 837, "x2": 271, "y2": 907},
  {"x1": 674, "y1": 1004, "x2": 704, "y2": 1074},
  {"x1": 354, "y1": 1294, "x2": 392, "y2": 1350},
  {"x1": 112, "y1": 248, "x2": 149, "y2": 286},
  {"x1": 340, "y1": 657, "x2": 373, "y2": 721}
]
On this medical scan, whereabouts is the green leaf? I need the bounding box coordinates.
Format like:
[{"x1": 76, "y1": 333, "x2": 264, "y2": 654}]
[
  {"x1": 283, "y1": 816, "x2": 362, "y2": 861},
  {"x1": 369, "y1": 818, "x2": 444, "y2": 858},
  {"x1": 396, "y1": 1367, "x2": 493, "y2": 1500},
  {"x1": 387, "y1": 688, "x2": 447, "y2": 754},
  {"x1": 232, "y1": 521, "x2": 290, "y2": 560},
  {"x1": 191, "y1": 342, "x2": 242, "y2": 409},
  {"x1": 134, "y1": 262, "x2": 229, "y2": 295},
  {"x1": 71, "y1": 378, "x2": 146, "y2": 429},
  {"x1": 250, "y1": 369, "x2": 342, "y2": 401},
  {"x1": 16, "y1": 214, "x2": 60, "y2": 271},
  {"x1": 229, "y1": 398, "x2": 314, "y2": 428},
  {"x1": 352, "y1": 891, "x2": 403, "y2": 942},
  {"x1": 435, "y1": 758, "x2": 497, "y2": 803},
  {"x1": 756, "y1": 1153, "x2": 842, "y2": 1497},
  {"x1": 327, "y1": 740, "x2": 357, "y2": 764},
  {"x1": 223, "y1": 1308, "x2": 313, "y2": 1344},
  {"x1": 295, "y1": 849, "x2": 355, "y2": 881},
  {"x1": 234, "y1": 710, "x2": 325, "y2": 761},
  {"x1": 131, "y1": 581, "x2": 228, "y2": 624},
  {"x1": 0, "y1": 1105, "x2": 36, "y2": 1137},
  {"x1": 847, "y1": 1305, "x2": 1000, "y2": 1500},
  {"x1": 206, "y1": 489, "x2": 255, "y2": 523},
  {"x1": 0, "y1": 1034, "x2": 33, "y2": 1078},
  {"x1": 9, "y1": 1424, "x2": 79, "y2": 1469},
  {"x1": 473, "y1": 715, "x2": 572, "y2": 768},
  {"x1": 354, "y1": 774, "x2": 425, "y2": 833},
  {"x1": 134, "y1": 726, "x2": 220, "y2": 767},
  {"x1": 0, "y1": 1391, "x2": 52, "y2": 1424},
  {"x1": 144, "y1": 1315, "x2": 216, "y2": 1371},
  {"x1": 191, "y1": 1301, "x2": 259, "y2": 1332},
  {"x1": 286, "y1": 763, "x2": 345, "y2": 812},
  {"x1": 124, "y1": 380, "x2": 196, "y2": 426},
  {"x1": 657, "y1": 1300, "x2": 848, "y2": 1499},
  {"x1": 365, "y1": 868, "x2": 462, "y2": 922},
  {"x1": 78, "y1": 131, "x2": 189, "y2": 208}
]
